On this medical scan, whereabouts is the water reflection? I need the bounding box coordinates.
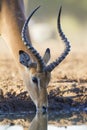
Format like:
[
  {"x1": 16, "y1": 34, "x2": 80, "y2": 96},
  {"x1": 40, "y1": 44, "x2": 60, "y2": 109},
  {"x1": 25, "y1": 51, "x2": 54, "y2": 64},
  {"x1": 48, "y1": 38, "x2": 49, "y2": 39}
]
[
  {"x1": 48, "y1": 125, "x2": 87, "y2": 130},
  {"x1": 0, "y1": 125, "x2": 23, "y2": 130},
  {"x1": 0, "y1": 112, "x2": 87, "y2": 130}
]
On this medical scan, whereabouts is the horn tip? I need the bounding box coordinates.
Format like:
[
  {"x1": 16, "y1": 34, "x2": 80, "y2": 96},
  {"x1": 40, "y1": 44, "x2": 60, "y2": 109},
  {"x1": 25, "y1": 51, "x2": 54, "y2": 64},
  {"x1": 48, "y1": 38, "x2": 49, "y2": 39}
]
[
  {"x1": 46, "y1": 48, "x2": 50, "y2": 53},
  {"x1": 59, "y1": 6, "x2": 62, "y2": 14}
]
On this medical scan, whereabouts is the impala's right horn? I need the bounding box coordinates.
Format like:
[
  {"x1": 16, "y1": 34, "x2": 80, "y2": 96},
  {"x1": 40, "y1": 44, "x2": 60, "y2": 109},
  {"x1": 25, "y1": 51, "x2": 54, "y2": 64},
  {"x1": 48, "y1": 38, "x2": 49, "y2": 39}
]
[{"x1": 44, "y1": 6, "x2": 71, "y2": 72}]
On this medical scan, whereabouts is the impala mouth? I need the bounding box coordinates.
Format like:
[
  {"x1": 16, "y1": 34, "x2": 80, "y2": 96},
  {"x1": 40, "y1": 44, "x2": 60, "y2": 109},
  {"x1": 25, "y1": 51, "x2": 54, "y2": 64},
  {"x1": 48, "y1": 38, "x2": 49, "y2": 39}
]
[{"x1": 36, "y1": 106, "x2": 47, "y2": 114}]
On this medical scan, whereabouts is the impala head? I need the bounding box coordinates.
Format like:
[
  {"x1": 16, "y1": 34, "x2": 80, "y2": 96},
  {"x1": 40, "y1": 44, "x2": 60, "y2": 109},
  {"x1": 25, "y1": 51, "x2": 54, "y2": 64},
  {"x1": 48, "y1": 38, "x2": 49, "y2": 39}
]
[
  {"x1": 19, "y1": 6, "x2": 71, "y2": 112},
  {"x1": 19, "y1": 48, "x2": 51, "y2": 112}
]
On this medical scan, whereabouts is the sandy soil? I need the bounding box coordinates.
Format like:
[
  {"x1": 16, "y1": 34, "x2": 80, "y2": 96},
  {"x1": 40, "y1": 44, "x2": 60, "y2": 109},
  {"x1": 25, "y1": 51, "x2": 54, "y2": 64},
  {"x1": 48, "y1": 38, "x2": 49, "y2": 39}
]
[{"x1": 0, "y1": 38, "x2": 87, "y2": 115}]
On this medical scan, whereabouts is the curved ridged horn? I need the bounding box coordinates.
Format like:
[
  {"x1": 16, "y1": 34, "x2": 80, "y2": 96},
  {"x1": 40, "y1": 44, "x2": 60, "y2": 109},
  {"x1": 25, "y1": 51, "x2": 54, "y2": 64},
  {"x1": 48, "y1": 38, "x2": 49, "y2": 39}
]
[
  {"x1": 44, "y1": 6, "x2": 71, "y2": 72},
  {"x1": 21, "y1": 6, "x2": 45, "y2": 72}
]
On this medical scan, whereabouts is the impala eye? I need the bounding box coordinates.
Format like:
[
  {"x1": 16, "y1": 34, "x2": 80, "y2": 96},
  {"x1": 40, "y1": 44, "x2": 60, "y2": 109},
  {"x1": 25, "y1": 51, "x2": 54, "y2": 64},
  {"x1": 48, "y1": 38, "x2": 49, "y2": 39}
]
[{"x1": 32, "y1": 77, "x2": 38, "y2": 84}]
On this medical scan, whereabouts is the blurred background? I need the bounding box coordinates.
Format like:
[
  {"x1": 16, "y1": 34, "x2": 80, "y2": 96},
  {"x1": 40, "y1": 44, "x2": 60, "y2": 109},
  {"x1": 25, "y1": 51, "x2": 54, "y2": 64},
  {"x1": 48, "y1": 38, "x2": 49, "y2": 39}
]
[
  {"x1": 0, "y1": 0, "x2": 87, "y2": 58},
  {"x1": 24, "y1": 0, "x2": 87, "y2": 53}
]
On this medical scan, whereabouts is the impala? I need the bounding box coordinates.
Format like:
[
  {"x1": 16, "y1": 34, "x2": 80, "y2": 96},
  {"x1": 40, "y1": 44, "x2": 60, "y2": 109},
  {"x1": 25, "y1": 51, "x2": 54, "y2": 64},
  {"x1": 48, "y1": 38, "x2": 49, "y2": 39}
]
[{"x1": 0, "y1": 0, "x2": 71, "y2": 112}]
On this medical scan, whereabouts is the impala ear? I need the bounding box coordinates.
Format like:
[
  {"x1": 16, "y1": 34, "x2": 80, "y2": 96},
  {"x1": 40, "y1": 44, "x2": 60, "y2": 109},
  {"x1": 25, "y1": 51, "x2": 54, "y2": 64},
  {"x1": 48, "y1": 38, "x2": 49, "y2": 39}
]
[
  {"x1": 43, "y1": 48, "x2": 51, "y2": 64},
  {"x1": 19, "y1": 50, "x2": 37, "y2": 68},
  {"x1": 19, "y1": 50, "x2": 31, "y2": 67}
]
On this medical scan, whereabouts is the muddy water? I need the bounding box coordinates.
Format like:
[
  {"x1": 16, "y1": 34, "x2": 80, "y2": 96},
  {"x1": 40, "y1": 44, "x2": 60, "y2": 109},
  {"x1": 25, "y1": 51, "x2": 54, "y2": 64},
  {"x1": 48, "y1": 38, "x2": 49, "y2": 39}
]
[{"x1": 0, "y1": 111, "x2": 87, "y2": 130}]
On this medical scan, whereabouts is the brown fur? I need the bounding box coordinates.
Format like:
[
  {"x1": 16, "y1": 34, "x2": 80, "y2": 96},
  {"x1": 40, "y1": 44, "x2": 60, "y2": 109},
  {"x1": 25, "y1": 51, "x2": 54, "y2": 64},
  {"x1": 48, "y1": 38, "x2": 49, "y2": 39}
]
[{"x1": 0, "y1": 0, "x2": 51, "y2": 110}]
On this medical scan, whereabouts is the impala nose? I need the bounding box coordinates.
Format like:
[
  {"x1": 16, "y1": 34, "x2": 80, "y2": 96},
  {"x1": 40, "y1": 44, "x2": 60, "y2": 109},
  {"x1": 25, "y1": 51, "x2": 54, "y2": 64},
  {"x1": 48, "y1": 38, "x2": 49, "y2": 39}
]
[
  {"x1": 42, "y1": 106, "x2": 47, "y2": 113},
  {"x1": 36, "y1": 106, "x2": 47, "y2": 113}
]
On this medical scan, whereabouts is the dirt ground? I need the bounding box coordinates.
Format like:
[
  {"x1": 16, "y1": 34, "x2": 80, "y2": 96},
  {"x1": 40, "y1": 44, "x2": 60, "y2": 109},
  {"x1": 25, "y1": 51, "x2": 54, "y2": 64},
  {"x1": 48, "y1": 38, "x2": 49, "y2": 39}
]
[{"x1": 0, "y1": 38, "x2": 87, "y2": 116}]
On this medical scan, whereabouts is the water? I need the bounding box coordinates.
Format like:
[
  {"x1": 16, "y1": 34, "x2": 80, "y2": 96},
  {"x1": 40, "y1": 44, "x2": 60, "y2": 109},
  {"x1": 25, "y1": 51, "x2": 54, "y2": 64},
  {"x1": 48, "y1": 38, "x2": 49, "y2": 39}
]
[
  {"x1": 0, "y1": 125, "x2": 87, "y2": 130},
  {"x1": 0, "y1": 111, "x2": 87, "y2": 130}
]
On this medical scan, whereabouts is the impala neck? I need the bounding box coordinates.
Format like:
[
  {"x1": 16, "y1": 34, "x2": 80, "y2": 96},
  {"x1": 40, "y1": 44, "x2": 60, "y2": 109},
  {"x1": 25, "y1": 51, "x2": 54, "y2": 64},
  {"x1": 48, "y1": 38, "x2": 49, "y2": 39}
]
[{"x1": 0, "y1": 0, "x2": 30, "y2": 67}]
